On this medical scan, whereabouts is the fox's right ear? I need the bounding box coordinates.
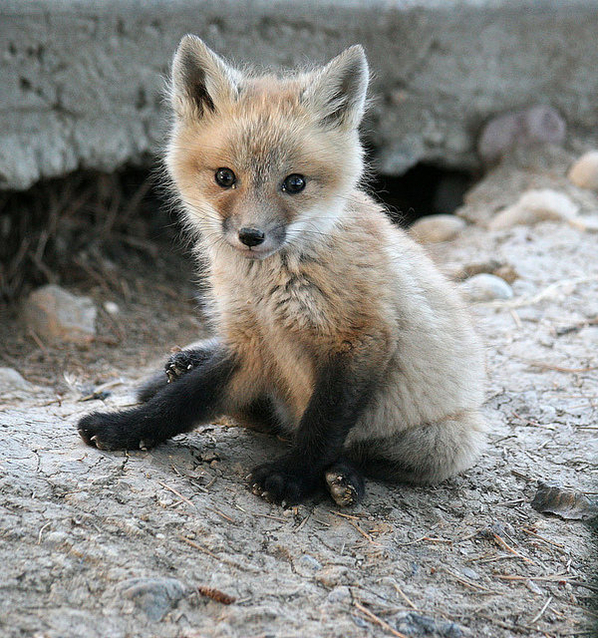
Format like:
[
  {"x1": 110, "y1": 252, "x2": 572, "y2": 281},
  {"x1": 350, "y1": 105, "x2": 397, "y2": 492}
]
[{"x1": 171, "y1": 35, "x2": 240, "y2": 120}]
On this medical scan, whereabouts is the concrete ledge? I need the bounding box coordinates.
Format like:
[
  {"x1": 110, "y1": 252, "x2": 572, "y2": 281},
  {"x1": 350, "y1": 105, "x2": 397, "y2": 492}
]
[{"x1": 2, "y1": 0, "x2": 597, "y2": 190}]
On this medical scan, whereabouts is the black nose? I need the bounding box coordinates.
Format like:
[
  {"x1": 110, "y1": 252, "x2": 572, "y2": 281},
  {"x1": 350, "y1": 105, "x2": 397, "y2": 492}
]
[{"x1": 238, "y1": 227, "x2": 265, "y2": 247}]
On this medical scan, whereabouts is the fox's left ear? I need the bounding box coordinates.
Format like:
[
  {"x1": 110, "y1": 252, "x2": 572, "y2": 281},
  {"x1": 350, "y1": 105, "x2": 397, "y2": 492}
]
[{"x1": 302, "y1": 45, "x2": 369, "y2": 130}]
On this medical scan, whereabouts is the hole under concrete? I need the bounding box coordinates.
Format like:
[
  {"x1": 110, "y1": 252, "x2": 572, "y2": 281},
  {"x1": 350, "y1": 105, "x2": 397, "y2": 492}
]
[{"x1": 372, "y1": 164, "x2": 474, "y2": 228}]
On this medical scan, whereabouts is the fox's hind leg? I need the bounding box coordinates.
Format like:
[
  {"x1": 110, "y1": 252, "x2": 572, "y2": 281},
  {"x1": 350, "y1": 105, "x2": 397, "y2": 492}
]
[
  {"x1": 348, "y1": 410, "x2": 487, "y2": 484},
  {"x1": 137, "y1": 339, "x2": 220, "y2": 402},
  {"x1": 325, "y1": 458, "x2": 365, "y2": 507}
]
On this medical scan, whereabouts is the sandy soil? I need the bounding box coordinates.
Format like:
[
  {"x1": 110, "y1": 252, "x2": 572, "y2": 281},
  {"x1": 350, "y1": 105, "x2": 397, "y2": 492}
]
[{"x1": 1, "y1": 159, "x2": 597, "y2": 638}]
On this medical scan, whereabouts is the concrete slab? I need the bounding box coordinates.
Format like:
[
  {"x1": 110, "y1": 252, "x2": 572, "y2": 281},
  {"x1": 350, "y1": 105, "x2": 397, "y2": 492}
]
[{"x1": 1, "y1": 0, "x2": 597, "y2": 189}]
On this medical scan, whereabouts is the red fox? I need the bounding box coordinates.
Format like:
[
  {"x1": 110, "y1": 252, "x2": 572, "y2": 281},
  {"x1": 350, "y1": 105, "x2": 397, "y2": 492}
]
[{"x1": 78, "y1": 36, "x2": 486, "y2": 507}]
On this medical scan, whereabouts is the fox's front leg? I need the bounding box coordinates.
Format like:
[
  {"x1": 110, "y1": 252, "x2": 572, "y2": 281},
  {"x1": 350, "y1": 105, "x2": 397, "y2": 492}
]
[
  {"x1": 250, "y1": 349, "x2": 378, "y2": 505},
  {"x1": 77, "y1": 347, "x2": 237, "y2": 451}
]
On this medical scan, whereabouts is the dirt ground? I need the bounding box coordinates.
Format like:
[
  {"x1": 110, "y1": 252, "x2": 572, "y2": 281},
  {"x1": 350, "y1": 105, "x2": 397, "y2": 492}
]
[{"x1": 1, "y1": 156, "x2": 597, "y2": 637}]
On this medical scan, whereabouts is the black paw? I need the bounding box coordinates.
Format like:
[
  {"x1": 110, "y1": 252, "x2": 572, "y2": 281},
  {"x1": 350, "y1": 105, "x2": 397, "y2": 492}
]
[
  {"x1": 249, "y1": 456, "x2": 320, "y2": 505},
  {"x1": 77, "y1": 411, "x2": 153, "y2": 451},
  {"x1": 325, "y1": 461, "x2": 365, "y2": 507},
  {"x1": 165, "y1": 350, "x2": 204, "y2": 383}
]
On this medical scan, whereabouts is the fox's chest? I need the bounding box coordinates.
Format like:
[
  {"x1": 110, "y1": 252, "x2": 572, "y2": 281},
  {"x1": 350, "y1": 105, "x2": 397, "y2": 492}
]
[
  {"x1": 222, "y1": 263, "x2": 336, "y2": 333},
  {"x1": 259, "y1": 269, "x2": 335, "y2": 335}
]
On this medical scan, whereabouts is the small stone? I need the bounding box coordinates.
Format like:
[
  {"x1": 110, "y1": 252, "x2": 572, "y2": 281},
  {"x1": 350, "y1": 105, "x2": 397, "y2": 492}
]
[
  {"x1": 489, "y1": 189, "x2": 578, "y2": 230},
  {"x1": 568, "y1": 216, "x2": 598, "y2": 233},
  {"x1": 478, "y1": 105, "x2": 566, "y2": 165},
  {"x1": 316, "y1": 565, "x2": 349, "y2": 587},
  {"x1": 119, "y1": 577, "x2": 186, "y2": 621},
  {"x1": 297, "y1": 554, "x2": 322, "y2": 572},
  {"x1": 493, "y1": 264, "x2": 519, "y2": 284},
  {"x1": 326, "y1": 585, "x2": 351, "y2": 603},
  {"x1": 103, "y1": 300, "x2": 120, "y2": 315},
  {"x1": 397, "y1": 612, "x2": 465, "y2": 638},
  {"x1": 44, "y1": 531, "x2": 69, "y2": 546},
  {"x1": 460, "y1": 273, "x2": 514, "y2": 302},
  {"x1": 22, "y1": 284, "x2": 97, "y2": 343},
  {"x1": 525, "y1": 578, "x2": 544, "y2": 595},
  {"x1": 200, "y1": 450, "x2": 219, "y2": 463},
  {"x1": 0, "y1": 367, "x2": 32, "y2": 392},
  {"x1": 409, "y1": 214, "x2": 466, "y2": 244},
  {"x1": 568, "y1": 150, "x2": 598, "y2": 190},
  {"x1": 460, "y1": 567, "x2": 479, "y2": 580}
]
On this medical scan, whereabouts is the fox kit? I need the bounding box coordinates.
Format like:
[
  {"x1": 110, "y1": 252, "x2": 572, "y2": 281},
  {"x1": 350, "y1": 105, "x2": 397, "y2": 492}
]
[{"x1": 78, "y1": 36, "x2": 486, "y2": 506}]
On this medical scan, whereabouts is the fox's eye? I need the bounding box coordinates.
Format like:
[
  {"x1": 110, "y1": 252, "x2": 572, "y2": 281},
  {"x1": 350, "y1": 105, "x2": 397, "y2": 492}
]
[
  {"x1": 215, "y1": 167, "x2": 236, "y2": 188},
  {"x1": 281, "y1": 174, "x2": 306, "y2": 194}
]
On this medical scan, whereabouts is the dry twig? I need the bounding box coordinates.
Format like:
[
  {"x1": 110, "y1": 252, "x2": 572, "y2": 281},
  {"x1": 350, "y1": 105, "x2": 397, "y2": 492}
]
[
  {"x1": 196, "y1": 585, "x2": 236, "y2": 605},
  {"x1": 353, "y1": 601, "x2": 408, "y2": 638},
  {"x1": 530, "y1": 596, "x2": 552, "y2": 624},
  {"x1": 158, "y1": 481, "x2": 195, "y2": 508}
]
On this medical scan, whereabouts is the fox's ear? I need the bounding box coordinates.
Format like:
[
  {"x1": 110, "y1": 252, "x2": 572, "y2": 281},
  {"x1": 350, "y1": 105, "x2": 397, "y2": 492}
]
[
  {"x1": 303, "y1": 45, "x2": 369, "y2": 130},
  {"x1": 171, "y1": 35, "x2": 240, "y2": 120}
]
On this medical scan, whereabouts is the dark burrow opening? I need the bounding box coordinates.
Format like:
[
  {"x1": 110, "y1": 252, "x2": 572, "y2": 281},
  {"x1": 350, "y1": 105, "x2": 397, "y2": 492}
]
[
  {"x1": 371, "y1": 164, "x2": 474, "y2": 227},
  {"x1": 0, "y1": 163, "x2": 474, "y2": 301}
]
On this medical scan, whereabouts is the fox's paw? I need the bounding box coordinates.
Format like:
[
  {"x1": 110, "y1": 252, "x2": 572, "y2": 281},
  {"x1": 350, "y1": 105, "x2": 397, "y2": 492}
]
[
  {"x1": 165, "y1": 350, "x2": 207, "y2": 383},
  {"x1": 165, "y1": 351, "x2": 195, "y2": 383},
  {"x1": 249, "y1": 456, "x2": 320, "y2": 505},
  {"x1": 324, "y1": 461, "x2": 365, "y2": 507},
  {"x1": 77, "y1": 411, "x2": 154, "y2": 451}
]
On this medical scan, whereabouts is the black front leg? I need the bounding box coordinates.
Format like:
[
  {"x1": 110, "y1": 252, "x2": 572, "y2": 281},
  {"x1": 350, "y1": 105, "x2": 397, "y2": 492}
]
[
  {"x1": 77, "y1": 346, "x2": 237, "y2": 451},
  {"x1": 250, "y1": 350, "x2": 378, "y2": 504}
]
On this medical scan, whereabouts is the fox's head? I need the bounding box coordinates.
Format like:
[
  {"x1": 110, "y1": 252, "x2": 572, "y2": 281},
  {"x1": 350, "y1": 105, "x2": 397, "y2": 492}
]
[{"x1": 166, "y1": 36, "x2": 369, "y2": 260}]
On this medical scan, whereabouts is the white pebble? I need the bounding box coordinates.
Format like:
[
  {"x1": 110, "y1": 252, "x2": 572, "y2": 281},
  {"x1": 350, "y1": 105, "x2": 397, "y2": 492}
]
[
  {"x1": 409, "y1": 214, "x2": 466, "y2": 244},
  {"x1": 103, "y1": 300, "x2": 120, "y2": 315},
  {"x1": 489, "y1": 189, "x2": 578, "y2": 230},
  {"x1": 460, "y1": 273, "x2": 514, "y2": 302},
  {"x1": 568, "y1": 216, "x2": 598, "y2": 233},
  {"x1": 568, "y1": 150, "x2": 598, "y2": 190}
]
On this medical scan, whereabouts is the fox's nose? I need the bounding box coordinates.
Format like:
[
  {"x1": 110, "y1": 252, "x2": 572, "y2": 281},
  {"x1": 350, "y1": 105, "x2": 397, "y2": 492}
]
[{"x1": 238, "y1": 227, "x2": 265, "y2": 247}]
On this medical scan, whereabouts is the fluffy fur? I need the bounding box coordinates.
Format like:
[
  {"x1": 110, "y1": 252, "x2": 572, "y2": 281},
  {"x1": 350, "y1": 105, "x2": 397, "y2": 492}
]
[{"x1": 78, "y1": 37, "x2": 486, "y2": 506}]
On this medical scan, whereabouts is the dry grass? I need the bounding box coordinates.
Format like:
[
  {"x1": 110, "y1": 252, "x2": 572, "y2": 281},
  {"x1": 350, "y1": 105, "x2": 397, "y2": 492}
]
[{"x1": 0, "y1": 168, "x2": 174, "y2": 301}]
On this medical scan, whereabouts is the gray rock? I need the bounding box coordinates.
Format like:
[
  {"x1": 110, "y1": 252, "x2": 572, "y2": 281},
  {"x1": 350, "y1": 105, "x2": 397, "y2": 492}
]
[
  {"x1": 396, "y1": 612, "x2": 466, "y2": 637},
  {"x1": 297, "y1": 554, "x2": 322, "y2": 572},
  {"x1": 2, "y1": 1, "x2": 598, "y2": 189},
  {"x1": 409, "y1": 215, "x2": 466, "y2": 244},
  {"x1": 478, "y1": 105, "x2": 566, "y2": 165},
  {"x1": 326, "y1": 585, "x2": 351, "y2": 603},
  {"x1": 459, "y1": 273, "x2": 514, "y2": 302},
  {"x1": 459, "y1": 567, "x2": 479, "y2": 581},
  {"x1": 119, "y1": 577, "x2": 187, "y2": 621},
  {"x1": 22, "y1": 284, "x2": 97, "y2": 343},
  {"x1": 0, "y1": 367, "x2": 32, "y2": 392}
]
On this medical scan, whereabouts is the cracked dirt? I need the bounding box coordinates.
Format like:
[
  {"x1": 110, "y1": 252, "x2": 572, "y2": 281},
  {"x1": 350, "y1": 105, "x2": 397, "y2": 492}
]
[{"x1": 1, "y1": 168, "x2": 597, "y2": 637}]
